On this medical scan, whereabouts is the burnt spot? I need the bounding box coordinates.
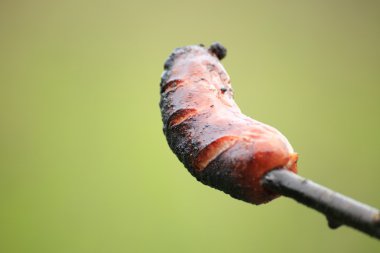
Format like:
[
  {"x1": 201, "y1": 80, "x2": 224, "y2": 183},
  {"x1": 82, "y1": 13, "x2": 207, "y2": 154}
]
[
  {"x1": 164, "y1": 55, "x2": 175, "y2": 70},
  {"x1": 198, "y1": 139, "x2": 279, "y2": 205},
  {"x1": 161, "y1": 79, "x2": 185, "y2": 93},
  {"x1": 194, "y1": 136, "x2": 240, "y2": 171},
  {"x1": 167, "y1": 108, "x2": 197, "y2": 128},
  {"x1": 206, "y1": 63, "x2": 216, "y2": 72},
  {"x1": 164, "y1": 46, "x2": 195, "y2": 70},
  {"x1": 166, "y1": 123, "x2": 194, "y2": 166},
  {"x1": 198, "y1": 140, "x2": 255, "y2": 203},
  {"x1": 209, "y1": 42, "x2": 227, "y2": 60}
]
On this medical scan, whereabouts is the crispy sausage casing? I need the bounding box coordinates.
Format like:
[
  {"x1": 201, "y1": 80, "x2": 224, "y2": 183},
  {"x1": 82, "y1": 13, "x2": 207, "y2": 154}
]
[{"x1": 160, "y1": 43, "x2": 298, "y2": 204}]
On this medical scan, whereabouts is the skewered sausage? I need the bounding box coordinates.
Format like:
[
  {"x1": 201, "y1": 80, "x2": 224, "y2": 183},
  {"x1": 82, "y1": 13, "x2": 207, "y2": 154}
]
[{"x1": 159, "y1": 43, "x2": 298, "y2": 204}]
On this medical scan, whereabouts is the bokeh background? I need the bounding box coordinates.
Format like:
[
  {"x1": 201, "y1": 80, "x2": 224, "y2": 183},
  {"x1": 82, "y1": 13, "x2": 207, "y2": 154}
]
[{"x1": 1, "y1": 0, "x2": 379, "y2": 252}]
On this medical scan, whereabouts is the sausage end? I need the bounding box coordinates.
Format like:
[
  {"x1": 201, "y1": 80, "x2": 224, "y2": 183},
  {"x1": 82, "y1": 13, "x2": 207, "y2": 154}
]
[{"x1": 209, "y1": 42, "x2": 227, "y2": 60}]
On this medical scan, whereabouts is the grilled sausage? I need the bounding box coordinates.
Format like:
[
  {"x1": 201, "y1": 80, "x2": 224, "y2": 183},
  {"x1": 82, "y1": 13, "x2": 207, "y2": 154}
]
[{"x1": 159, "y1": 43, "x2": 298, "y2": 204}]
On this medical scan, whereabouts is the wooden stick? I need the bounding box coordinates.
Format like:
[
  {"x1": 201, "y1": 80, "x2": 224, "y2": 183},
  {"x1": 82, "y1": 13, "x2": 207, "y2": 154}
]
[{"x1": 261, "y1": 169, "x2": 380, "y2": 240}]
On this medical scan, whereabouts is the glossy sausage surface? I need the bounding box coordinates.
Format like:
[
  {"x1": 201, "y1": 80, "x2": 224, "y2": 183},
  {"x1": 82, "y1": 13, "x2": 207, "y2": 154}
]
[{"x1": 160, "y1": 43, "x2": 298, "y2": 204}]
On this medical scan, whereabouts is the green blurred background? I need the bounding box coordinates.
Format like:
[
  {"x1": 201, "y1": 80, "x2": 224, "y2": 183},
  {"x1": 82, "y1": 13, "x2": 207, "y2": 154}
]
[{"x1": 1, "y1": 0, "x2": 379, "y2": 252}]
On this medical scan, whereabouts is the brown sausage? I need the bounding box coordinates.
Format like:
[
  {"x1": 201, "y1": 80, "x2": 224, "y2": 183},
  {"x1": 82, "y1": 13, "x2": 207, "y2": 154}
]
[{"x1": 159, "y1": 43, "x2": 298, "y2": 204}]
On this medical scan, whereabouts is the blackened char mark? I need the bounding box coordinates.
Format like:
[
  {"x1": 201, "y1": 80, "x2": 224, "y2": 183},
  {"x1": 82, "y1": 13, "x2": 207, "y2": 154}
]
[
  {"x1": 165, "y1": 118, "x2": 203, "y2": 173},
  {"x1": 209, "y1": 42, "x2": 227, "y2": 60},
  {"x1": 198, "y1": 139, "x2": 278, "y2": 204},
  {"x1": 194, "y1": 136, "x2": 240, "y2": 171},
  {"x1": 167, "y1": 108, "x2": 197, "y2": 128},
  {"x1": 161, "y1": 79, "x2": 185, "y2": 94}
]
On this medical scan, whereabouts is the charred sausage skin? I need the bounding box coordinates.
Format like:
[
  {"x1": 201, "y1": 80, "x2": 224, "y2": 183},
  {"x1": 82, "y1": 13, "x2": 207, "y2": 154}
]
[{"x1": 160, "y1": 43, "x2": 298, "y2": 204}]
